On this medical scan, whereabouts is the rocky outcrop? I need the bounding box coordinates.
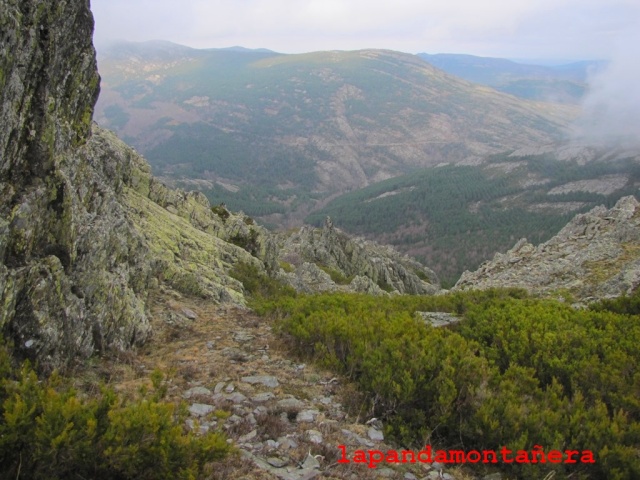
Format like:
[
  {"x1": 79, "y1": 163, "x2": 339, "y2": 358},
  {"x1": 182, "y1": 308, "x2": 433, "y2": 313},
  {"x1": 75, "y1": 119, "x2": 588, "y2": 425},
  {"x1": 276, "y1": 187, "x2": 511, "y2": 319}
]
[
  {"x1": 0, "y1": 0, "x2": 276, "y2": 370},
  {"x1": 0, "y1": 0, "x2": 142, "y2": 368},
  {"x1": 277, "y1": 218, "x2": 440, "y2": 295},
  {"x1": 90, "y1": 126, "x2": 278, "y2": 303},
  {"x1": 454, "y1": 196, "x2": 640, "y2": 301}
]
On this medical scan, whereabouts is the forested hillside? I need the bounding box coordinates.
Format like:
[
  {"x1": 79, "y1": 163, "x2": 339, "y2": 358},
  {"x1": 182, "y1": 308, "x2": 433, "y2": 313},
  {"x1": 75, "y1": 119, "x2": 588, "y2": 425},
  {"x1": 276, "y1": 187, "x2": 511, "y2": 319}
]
[{"x1": 308, "y1": 149, "x2": 640, "y2": 285}]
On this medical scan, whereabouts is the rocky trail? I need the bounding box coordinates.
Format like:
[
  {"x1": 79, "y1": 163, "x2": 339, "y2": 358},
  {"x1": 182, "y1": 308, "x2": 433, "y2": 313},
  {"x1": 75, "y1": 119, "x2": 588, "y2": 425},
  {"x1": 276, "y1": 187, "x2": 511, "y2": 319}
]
[{"x1": 83, "y1": 286, "x2": 478, "y2": 480}]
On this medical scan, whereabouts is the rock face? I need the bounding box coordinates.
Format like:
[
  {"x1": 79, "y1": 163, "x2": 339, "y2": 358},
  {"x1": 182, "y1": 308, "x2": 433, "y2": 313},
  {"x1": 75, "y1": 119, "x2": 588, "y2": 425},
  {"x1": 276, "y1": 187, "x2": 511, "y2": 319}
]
[
  {"x1": 277, "y1": 218, "x2": 440, "y2": 294},
  {"x1": 0, "y1": 0, "x2": 139, "y2": 368},
  {"x1": 0, "y1": 0, "x2": 276, "y2": 370},
  {"x1": 454, "y1": 196, "x2": 640, "y2": 301}
]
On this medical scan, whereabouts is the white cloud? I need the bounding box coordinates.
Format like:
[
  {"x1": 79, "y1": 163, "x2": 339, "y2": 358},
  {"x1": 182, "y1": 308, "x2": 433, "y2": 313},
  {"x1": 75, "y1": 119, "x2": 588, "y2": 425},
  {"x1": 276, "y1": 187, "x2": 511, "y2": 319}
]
[
  {"x1": 574, "y1": 29, "x2": 640, "y2": 144},
  {"x1": 91, "y1": 0, "x2": 640, "y2": 60}
]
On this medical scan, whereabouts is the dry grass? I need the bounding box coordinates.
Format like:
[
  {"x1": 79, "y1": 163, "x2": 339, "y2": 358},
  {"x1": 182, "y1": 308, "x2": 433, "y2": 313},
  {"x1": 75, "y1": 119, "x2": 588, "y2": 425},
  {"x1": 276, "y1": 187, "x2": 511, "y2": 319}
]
[{"x1": 256, "y1": 410, "x2": 289, "y2": 440}]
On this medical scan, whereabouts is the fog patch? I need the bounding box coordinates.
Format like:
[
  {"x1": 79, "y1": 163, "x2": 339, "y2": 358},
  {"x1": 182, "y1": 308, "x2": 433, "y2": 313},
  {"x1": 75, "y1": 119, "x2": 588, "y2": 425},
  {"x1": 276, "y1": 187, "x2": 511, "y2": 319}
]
[{"x1": 573, "y1": 33, "x2": 640, "y2": 146}]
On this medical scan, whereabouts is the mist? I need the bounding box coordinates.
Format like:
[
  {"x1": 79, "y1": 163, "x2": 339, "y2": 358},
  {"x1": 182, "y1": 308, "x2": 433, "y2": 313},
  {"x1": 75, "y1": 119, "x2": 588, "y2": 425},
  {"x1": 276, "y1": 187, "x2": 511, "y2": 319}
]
[{"x1": 574, "y1": 34, "x2": 640, "y2": 146}]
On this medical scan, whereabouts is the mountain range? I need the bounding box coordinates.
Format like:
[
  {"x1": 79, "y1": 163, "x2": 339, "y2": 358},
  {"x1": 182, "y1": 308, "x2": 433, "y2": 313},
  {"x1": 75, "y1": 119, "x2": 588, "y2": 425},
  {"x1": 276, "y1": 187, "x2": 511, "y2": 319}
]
[
  {"x1": 95, "y1": 41, "x2": 577, "y2": 221},
  {"x1": 94, "y1": 41, "x2": 640, "y2": 283}
]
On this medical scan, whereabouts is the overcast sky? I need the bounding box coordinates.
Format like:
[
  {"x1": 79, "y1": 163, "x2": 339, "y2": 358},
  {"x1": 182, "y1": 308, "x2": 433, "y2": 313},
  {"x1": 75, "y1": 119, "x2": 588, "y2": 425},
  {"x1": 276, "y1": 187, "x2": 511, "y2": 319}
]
[{"x1": 91, "y1": 0, "x2": 639, "y2": 62}]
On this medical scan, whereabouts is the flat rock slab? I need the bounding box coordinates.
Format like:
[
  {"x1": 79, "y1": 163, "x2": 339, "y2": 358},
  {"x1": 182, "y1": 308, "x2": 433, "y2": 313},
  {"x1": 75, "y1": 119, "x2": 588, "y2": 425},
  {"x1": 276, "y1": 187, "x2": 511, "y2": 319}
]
[
  {"x1": 239, "y1": 429, "x2": 258, "y2": 443},
  {"x1": 189, "y1": 403, "x2": 214, "y2": 417},
  {"x1": 368, "y1": 427, "x2": 384, "y2": 441},
  {"x1": 242, "y1": 375, "x2": 280, "y2": 388},
  {"x1": 267, "y1": 457, "x2": 289, "y2": 468},
  {"x1": 183, "y1": 386, "x2": 212, "y2": 399},
  {"x1": 301, "y1": 453, "x2": 320, "y2": 470},
  {"x1": 377, "y1": 468, "x2": 396, "y2": 478},
  {"x1": 305, "y1": 429, "x2": 323, "y2": 444},
  {"x1": 241, "y1": 450, "x2": 321, "y2": 480},
  {"x1": 225, "y1": 392, "x2": 248, "y2": 404},
  {"x1": 252, "y1": 392, "x2": 276, "y2": 403},
  {"x1": 233, "y1": 332, "x2": 255, "y2": 343},
  {"x1": 296, "y1": 410, "x2": 320, "y2": 423},
  {"x1": 415, "y1": 311, "x2": 461, "y2": 328}
]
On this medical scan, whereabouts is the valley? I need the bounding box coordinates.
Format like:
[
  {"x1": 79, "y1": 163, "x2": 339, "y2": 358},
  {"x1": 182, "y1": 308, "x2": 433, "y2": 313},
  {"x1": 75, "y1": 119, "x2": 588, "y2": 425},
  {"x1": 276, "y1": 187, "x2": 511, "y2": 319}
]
[
  {"x1": 95, "y1": 41, "x2": 625, "y2": 282},
  {"x1": 95, "y1": 41, "x2": 577, "y2": 223},
  {"x1": 308, "y1": 146, "x2": 640, "y2": 284}
]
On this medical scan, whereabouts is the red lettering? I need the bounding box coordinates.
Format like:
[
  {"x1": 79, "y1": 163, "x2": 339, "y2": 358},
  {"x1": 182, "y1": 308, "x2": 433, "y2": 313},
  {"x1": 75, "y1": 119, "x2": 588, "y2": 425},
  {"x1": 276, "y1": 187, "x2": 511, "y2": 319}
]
[
  {"x1": 466, "y1": 451, "x2": 481, "y2": 463},
  {"x1": 368, "y1": 450, "x2": 384, "y2": 469},
  {"x1": 564, "y1": 450, "x2": 579, "y2": 463},
  {"x1": 500, "y1": 446, "x2": 514, "y2": 463},
  {"x1": 448, "y1": 450, "x2": 465, "y2": 463},
  {"x1": 434, "y1": 450, "x2": 450, "y2": 463},
  {"x1": 418, "y1": 445, "x2": 433, "y2": 463},
  {"x1": 580, "y1": 450, "x2": 596, "y2": 464},
  {"x1": 547, "y1": 450, "x2": 562, "y2": 463},
  {"x1": 337, "y1": 445, "x2": 350, "y2": 464},
  {"x1": 353, "y1": 450, "x2": 367, "y2": 464},
  {"x1": 531, "y1": 445, "x2": 546, "y2": 464},
  {"x1": 401, "y1": 450, "x2": 416, "y2": 463},
  {"x1": 335, "y1": 445, "x2": 594, "y2": 467},
  {"x1": 386, "y1": 450, "x2": 401, "y2": 464},
  {"x1": 483, "y1": 450, "x2": 498, "y2": 463}
]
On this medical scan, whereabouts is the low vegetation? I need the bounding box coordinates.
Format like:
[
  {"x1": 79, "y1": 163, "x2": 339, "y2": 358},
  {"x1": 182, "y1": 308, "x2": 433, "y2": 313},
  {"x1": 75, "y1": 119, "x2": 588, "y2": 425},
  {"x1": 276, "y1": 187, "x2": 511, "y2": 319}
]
[
  {"x1": 230, "y1": 261, "x2": 296, "y2": 299},
  {"x1": 0, "y1": 345, "x2": 231, "y2": 479},
  {"x1": 254, "y1": 288, "x2": 640, "y2": 479}
]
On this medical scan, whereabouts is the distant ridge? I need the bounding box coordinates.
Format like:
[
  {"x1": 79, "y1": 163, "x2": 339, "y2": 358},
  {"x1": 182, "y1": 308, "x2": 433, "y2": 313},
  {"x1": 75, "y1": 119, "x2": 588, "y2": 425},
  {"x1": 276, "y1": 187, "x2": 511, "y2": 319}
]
[
  {"x1": 216, "y1": 45, "x2": 277, "y2": 53},
  {"x1": 418, "y1": 52, "x2": 605, "y2": 103}
]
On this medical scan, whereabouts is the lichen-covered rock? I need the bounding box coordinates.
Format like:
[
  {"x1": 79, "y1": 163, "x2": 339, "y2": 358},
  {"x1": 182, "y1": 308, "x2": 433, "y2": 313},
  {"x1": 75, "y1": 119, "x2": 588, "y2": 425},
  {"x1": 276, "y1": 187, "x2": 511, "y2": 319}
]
[
  {"x1": 0, "y1": 0, "x2": 276, "y2": 370},
  {"x1": 454, "y1": 196, "x2": 640, "y2": 301},
  {"x1": 0, "y1": 0, "x2": 151, "y2": 369},
  {"x1": 277, "y1": 217, "x2": 440, "y2": 294}
]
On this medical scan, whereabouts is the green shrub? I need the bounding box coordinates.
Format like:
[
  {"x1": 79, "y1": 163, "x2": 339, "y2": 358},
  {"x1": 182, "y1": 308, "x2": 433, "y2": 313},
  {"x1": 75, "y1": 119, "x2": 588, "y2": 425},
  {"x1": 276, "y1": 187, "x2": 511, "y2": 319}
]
[
  {"x1": 278, "y1": 260, "x2": 295, "y2": 273},
  {"x1": 229, "y1": 261, "x2": 296, "y2": 300},
  {"x1": 255, "y1": 290, "x2": 640, "y2": 479},
  {"x1": 317, "y1": 264, "x2": 353, "y2": 285},
  {"x1": 0, "y1": 345, "x2": 230, "y2": 479},
  {"x1": 229, "y1": 228, "x2": 260, "y2": 256},
  {"x1": 211, "y1": 204, "x2": 230, "y2": 222}
]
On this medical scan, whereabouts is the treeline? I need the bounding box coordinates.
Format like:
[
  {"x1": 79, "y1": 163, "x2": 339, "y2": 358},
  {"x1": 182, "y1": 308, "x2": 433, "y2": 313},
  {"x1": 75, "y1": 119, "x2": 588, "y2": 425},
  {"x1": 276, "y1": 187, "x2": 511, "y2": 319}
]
[{"x1": 254, "y1": 288, "x2": 640, "y2": 479}]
